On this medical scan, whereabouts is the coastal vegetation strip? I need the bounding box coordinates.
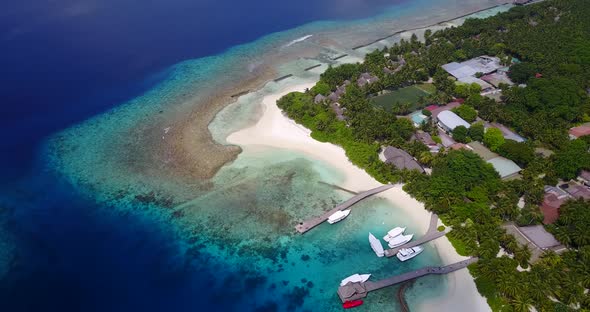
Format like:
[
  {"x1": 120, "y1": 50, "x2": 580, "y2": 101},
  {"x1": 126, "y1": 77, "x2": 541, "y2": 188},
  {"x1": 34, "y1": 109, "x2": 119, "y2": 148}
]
[{"x1": 278, "y1": 0, "x2": 590, "y2": 310}]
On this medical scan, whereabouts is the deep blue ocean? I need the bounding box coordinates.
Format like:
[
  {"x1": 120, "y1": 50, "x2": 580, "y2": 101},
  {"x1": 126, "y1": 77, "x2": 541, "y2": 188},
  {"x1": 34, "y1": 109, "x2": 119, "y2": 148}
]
[{"x1": 0, "y1": 1, "x2": 408, "y2": 311}]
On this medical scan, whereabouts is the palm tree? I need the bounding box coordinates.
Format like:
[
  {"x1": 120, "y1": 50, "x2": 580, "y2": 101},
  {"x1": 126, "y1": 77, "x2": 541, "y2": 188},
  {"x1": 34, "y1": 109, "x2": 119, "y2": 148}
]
[
  {"x1": 554, "y1": 230, "x2": 572, "y2": 246},
  {"x1": 498, "y1": 274, "x2": 521, "y2": 298},
  {"x1": 511, "y1": 295, "x2": 534, "y2": 312}
]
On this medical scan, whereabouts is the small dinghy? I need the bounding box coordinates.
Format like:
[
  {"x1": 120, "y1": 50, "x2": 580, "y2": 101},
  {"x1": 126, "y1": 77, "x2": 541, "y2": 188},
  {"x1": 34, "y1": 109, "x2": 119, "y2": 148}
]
[{"x1": 342, "y1": 300, "x2": 363, "y2": 309}]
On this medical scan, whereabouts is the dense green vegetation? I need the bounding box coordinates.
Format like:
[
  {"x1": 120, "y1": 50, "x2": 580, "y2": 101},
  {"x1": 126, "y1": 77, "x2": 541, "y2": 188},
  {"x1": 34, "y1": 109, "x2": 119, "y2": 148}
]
[
  {"x1": 452, "y1": 104, "x2": 478, "y2": 122},
  {"x1": 278, "y1": 1, "x2": 590, "y2": 310}
]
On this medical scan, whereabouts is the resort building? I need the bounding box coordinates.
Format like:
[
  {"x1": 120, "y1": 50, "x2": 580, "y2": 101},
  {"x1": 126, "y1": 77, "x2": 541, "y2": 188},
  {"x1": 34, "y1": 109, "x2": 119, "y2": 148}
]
[
  {"x1": 540, "y1": 186, "x2": 570, "y2": 224},
  {"x1": 442, "y1": 56, "x2": 502, "y2": 93},
  {"x1": 437, "y1": 129, "x2": 456, "y2": 147},
  {"x1": 481, "y1": 72, "x2": 514, "y2": 88},
  {"x1": 437, "y1": 111, "x2": 470, "y2": 133},
  {"x1": 502, "y1": 223, "x2": 565, "y2": 263},
  {"x1": 466, "y1": 142, "x2": 522, "y2": 180},
  {"x1": 568, "y1": 124, "x2": 590, "y2": 139},
  {"x1": 563, "y1": 183, "x2": 590, "y2": 200},
  {"x1": 314, "y1": 94, "x2": 326, "y2": 104},
  {"x1": 467, "y1": 142, "x2": 497, "y2": 160},
  {"x1": 442, "y1": 56, "x2": 502, "y2": 79},
  {"x1": 357, "y1": 73, "x2": 379, "y2": 87},
  {"x1": 577, "y1": 170, "x2": 590, "y2": 186},
  {"x1": 382, "y1": 146, "x2": 424, "y2": 173},
  {"x1": 487, "y1": 157, "x2": 522, "y2": 180},
  {"x1": 414, "y1": 130, "x2": 440, "y2": 153},
  {"x1": 331, "y1": 103, "x2": 346, "y2": 121},
  {"x1": 430, "y1": 101, "x2": 461, "y2": 120}
]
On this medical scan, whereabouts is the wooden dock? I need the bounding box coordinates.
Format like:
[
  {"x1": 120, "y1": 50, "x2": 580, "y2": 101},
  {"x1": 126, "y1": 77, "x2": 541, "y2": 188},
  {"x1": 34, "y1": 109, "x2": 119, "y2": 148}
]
[
  {"x1": 384, "y1": 213, "x2": 447, "y2": 257},
  {"x1": 337, "y1": 258, "x2": 478, "y2": 302},
  {"x1": 295, "y1": 184, "x2": 395, "y2": 234}
]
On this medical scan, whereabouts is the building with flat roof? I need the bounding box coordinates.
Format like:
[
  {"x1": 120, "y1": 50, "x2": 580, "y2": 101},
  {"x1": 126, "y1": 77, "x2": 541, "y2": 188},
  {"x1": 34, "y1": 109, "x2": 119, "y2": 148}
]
[{"x1": 437, "y1": 111, "x2": 470, "y2": 132}]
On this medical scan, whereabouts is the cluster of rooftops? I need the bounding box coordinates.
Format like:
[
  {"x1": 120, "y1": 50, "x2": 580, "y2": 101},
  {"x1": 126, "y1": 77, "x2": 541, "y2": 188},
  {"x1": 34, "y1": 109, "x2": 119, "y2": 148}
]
[{"x1": 313, "y1": 54, "x2": 590, "y2": 225}]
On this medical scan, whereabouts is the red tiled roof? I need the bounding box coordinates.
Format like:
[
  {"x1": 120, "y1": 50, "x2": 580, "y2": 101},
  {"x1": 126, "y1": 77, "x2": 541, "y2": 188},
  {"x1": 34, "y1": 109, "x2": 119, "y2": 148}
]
[
  {"x1": 425, "y1": 105, "x2": 439, "y2": 111},
  {"x1": 568, "y1": 126, "x2": 590, "y2": 138},
  {"x1": 540, "y1": 193, "x2": 565, "y2": 224}
]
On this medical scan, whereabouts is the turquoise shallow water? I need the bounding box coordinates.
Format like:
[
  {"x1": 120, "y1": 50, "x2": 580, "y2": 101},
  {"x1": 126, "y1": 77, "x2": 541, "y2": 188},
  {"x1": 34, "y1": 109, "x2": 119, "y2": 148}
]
[
  {"x1": 168, "y1": 146, "x2": 447, "y2": 311},
  {"x1": 7, "y1": 1, "x2": 514, "y2": 310}
]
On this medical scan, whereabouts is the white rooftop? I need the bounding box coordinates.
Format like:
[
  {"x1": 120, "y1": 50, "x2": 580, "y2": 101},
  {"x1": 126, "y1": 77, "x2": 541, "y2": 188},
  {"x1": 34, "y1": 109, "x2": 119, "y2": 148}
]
[
  {"x1": 437, "y1": 110, "x2": 471, "y2": 131},
  {"x1": 442, "y1": 56, "x2": 502, "y2": 79}
]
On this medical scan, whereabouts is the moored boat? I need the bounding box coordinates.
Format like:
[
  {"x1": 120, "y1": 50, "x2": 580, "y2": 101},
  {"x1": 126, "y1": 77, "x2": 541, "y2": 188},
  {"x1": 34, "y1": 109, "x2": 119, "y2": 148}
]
[
  {"x1": 369, "y1": 232, "x2": 385, "y2": 257},
  {"x1": 340, "y1": 273, "x2": 371, "y2": 286},
  {"x1": 327, "y1": 209, "x2": 351, "y2": 224},
  {"x1": 387, "y1": 233, "x2": 414, "y2": 248},
  {"x1": 342, "y1": 300, "x2": 363, "y2": 309},
  {"x1": 383, "y1": 227, "x2": 406, "y2": 242},
  {"x1": 396, "y1": 246, "x2": 424, "y2": 261}
]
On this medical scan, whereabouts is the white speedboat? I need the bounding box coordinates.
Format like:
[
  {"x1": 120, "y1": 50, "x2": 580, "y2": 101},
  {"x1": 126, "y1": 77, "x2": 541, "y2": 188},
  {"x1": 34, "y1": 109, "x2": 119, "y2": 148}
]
[
  {"x1": 387, "y1": 234, "x2": 414, "y2": 248},
  {"x1": 396, "y1": 246, "x2": 424, "y2": 262},
  {"x1": 340, "y1": 273, "x2": 371, "y2": 286},
  {"x1": 383, "y1": 227, "x2": 406, "y2": 242},
  {"x1": 369, "y1": 232, "x2": 385, "y2": 257},
  {"x1": 327, "y1": 209, "x2": 351, "y2": 224}
]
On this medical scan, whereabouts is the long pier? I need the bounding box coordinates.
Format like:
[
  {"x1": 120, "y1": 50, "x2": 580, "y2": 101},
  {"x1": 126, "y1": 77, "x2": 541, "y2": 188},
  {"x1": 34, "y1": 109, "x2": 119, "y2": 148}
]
[
  {"x1": 295, "y1": 184, "x2": 395, "y2": 234},
  {"x1": 337, "y1": 258, "x2": 478, "y2": 302},
  {"x1": 384, "y1": 213, "x2": 447, "y2": 257}
]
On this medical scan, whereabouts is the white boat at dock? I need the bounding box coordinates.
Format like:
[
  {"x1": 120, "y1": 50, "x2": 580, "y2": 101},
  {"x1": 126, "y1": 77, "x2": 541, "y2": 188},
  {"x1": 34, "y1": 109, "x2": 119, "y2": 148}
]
[
  {"x1": 396, "y1": 246, "x2": 424, "y2": 262},
  {"x1": 387, "y1": 234, "x2": 414, "y2": 248},
  {"x1": 340, "y1": 273, "x2": 371, "y2": 286},
  {"x1": 383, "y1": 227, "x2": 406, "y2": 242},
  {"x1": 369, "y1": 232, "x2": 385, "y2": 257},
  {"x1": 327, "y1": 209, "x2": 351, "y2": 224}
]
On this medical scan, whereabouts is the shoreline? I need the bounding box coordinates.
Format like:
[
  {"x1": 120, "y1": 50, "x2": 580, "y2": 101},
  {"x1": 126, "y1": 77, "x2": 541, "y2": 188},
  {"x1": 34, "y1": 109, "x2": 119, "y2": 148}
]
[{"x1": 226, "y1": 83, "x2": 490, "y2": 311}]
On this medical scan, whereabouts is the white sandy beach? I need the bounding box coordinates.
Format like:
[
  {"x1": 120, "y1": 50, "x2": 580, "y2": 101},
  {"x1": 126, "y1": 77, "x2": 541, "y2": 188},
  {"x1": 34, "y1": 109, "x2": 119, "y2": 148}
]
[{"x1": 226, "y1": 83, "x2": 490, "y2": 312}]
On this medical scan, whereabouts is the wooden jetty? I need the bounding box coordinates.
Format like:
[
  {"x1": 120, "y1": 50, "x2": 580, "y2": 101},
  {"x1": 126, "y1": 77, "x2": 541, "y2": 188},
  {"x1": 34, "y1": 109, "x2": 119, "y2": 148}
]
[
  {"x1": 337, "y1": 257, "x2": 478, "y2": 302},
  {"x1": 384, "y1": 213, "x2": 447, "y2": 257},
  {"x1": 295, "y1": 184, "x2": 394, "y2": 234}
]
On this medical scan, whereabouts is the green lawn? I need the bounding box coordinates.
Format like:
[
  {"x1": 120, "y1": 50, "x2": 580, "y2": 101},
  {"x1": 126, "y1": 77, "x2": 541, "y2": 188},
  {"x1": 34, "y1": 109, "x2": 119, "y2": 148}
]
[
  {"x1": 370, "y1": 85, "x2": 430, "y2": 113},
  {"x1": 415, "y1": 83, "x2": 436, "y2": 94}
]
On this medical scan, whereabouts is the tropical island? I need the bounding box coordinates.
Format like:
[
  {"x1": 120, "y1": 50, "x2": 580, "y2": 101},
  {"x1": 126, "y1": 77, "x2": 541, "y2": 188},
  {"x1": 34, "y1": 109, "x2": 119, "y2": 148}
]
[{"x1": 276, "y1": 0, "x2": 590, "y2": 310}]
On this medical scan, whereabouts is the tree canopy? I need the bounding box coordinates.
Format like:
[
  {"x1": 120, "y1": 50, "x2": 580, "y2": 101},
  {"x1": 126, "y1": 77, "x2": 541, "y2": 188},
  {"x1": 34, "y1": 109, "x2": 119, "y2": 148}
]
[{"x1": 484, "y1": 128, "x2": 505, "y2": 152}]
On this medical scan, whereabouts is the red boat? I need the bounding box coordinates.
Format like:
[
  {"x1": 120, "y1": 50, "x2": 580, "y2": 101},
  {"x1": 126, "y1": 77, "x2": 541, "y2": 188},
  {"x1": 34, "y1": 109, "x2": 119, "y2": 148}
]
[{"x1": 342, "y1": 300, "x2": 363, "y2": 309}]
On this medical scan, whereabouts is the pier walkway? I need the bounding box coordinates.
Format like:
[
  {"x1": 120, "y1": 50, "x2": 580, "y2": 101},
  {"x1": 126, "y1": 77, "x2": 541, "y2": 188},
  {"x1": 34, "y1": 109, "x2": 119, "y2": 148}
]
[
  {"x1": 384, "y1": 213, "x2": 447, "y2": 257},
  {"x1": 295, "y1": 184, "x2": 394, "y2": 234},
  {"x1": 337, "y1": 257, "x2": 478, "y2": 302}
]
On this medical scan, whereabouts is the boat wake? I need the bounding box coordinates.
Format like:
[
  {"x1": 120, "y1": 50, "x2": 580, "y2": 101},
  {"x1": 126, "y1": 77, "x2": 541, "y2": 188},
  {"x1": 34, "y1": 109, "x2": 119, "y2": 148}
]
[{"x1": 283, "y1": 34, "x2": 313, "y2": 48}]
